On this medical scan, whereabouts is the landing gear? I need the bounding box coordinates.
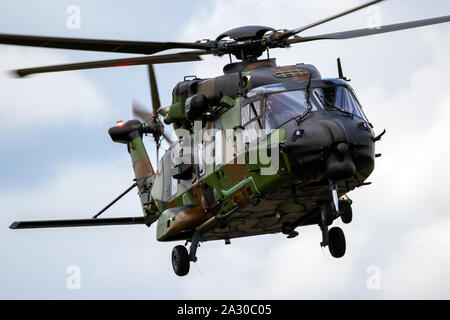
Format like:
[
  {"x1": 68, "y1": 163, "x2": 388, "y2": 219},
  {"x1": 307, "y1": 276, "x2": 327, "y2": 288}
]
[
  {"x1": 318, "y1": 183, "x2": 351, "y2": 258},
  {"x1": 319, "y1": 218, "x2": 347, "y2": 258},
  {"x1": 172, "y1": 245, "x2": 190, "y2": 276},
  {"x1": 328, "y1": 227, "x2": 346, "y2": 258},
  {"x1": 340, "y1": 200, "x2": 352, "y2": 224},
  {"x1": 287, "y1": 231, "x2": 299, "y2": 239},
  {"x1": 330, "y1": 183, "x2": 339, "y2": 214},
  {"x1": 321, "y1": 203, "x2": 334, "y2": 226},
  {"x1": 171, "y1": 232, "x2": 200, "y2": 276},
  {"x1": 282, "y1": 223, "x2": 299, "y2": 239}
]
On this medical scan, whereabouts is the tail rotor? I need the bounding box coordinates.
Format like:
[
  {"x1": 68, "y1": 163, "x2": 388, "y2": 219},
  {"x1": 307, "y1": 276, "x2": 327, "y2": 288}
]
[{"x1": 132, "y1": 64, "x2": 173, "y2": 163}]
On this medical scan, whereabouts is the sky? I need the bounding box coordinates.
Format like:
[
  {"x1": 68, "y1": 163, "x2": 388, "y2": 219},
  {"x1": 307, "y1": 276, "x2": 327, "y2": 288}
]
[{"x1": 0, "y1": 0, "x2": 450, "y2": 299}]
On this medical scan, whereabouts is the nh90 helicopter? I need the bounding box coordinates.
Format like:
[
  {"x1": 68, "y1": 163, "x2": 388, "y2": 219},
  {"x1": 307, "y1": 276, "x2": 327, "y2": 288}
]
[{"x1": 5, "y1": 0, "x2": 450, "y2": 276}]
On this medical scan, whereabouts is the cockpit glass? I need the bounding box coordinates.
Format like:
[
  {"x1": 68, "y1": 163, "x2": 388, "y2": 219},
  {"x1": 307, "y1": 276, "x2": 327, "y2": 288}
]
[
  {"x1": 265, "y1": 90, "x2": 317, "y2": 129},
  {"x1": 313, "y1": 86, "x2": 367, "y2": 121}
]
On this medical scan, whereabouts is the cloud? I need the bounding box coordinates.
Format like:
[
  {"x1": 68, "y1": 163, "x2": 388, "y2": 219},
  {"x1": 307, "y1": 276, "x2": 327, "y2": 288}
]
[
  {"x1": 0, "y1": 158, "x2": 156, "y2": 299},
  {"x1": 0, "y1": 46, "x2": 111, "y2": 131},
  {"x1": 381, "y1": 217, "x2": 450, "y2": 299}
]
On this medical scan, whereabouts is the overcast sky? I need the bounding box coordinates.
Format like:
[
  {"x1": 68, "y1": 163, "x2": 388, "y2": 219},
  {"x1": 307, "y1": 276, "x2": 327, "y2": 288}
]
[{"x1": 1, "y1": 0, "x2": 450, "y2": 299}]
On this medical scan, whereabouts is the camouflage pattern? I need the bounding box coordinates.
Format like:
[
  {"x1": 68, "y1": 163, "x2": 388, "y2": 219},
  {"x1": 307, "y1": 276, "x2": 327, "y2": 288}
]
[{"x1": 127, "y1": 135, "x2": 159, "y2": 225}]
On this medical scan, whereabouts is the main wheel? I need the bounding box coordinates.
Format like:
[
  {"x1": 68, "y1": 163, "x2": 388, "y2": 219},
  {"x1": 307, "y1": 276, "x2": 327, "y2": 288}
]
[
  {"x1": 340, "y1": 201, "x2": 353, "y2": 224},
  {"x1": 172, "y1": 245, "x2": 190, "y2": 276},
  {"x1": 328, "y1": 227, "x2": 346, "y2": 258}
]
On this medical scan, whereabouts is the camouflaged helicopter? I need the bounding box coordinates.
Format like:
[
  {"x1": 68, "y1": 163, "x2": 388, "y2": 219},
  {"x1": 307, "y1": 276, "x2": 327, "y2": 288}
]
[{"x1": 6, "y1": 0, "x2": 450, "y2": 276}]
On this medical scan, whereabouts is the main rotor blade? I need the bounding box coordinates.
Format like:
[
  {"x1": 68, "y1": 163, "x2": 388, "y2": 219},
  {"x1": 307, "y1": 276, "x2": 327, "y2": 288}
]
[
  {"x1": 290, "y1": 15, "x2": 450, "y2": 44},
  {"x1": 277, "y1": 0, "x2": 384, "y2": 39},
  {"x1": 12, "y1": 51, "x2": 207, "y2": 77},
  {"x1": 147, "y1": 65, "x2": 173, "y2": 145},
  {"x1": 148, "y1": 65, "x2": 161, "y2": 115},
  {"x1": 9, "y1": 217, "x2": 145, "y2": 229},
  {"x1": 0, "y1": 33, "x2": 214, "y2": 54}
]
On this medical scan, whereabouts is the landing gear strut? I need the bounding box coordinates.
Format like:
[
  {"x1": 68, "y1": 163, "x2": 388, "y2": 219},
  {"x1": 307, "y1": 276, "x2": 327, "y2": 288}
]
[
  {"x1": 171, "y1": 232, "x2": 200, "y2": 276},
  {"x1": 330, "y1": 183, "x2": 339, "y2": 214}
]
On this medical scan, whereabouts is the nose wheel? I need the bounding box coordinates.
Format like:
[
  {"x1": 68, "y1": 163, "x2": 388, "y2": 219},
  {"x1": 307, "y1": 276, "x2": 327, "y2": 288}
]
[
  {"x1": 319, "y1": 183, "x2": 351, "y2": 258},
  {"x1": 340, "y1": 200, "x2": 352, "y2": 224},
  {"x1": 320, "y1": 221, "x2": 346, "y2": 258},
  {"x1": 328, "y1": 226, "x2": 346, "y2": 258}
]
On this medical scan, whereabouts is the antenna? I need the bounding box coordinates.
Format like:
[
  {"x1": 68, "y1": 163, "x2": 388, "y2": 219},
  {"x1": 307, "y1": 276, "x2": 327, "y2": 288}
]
[
  {"x1": 238, "y1": 71, "x2": 247, "y2": 97},
  {"x1": 337, "y1": 58, "x2": 351, "y2": 81}
]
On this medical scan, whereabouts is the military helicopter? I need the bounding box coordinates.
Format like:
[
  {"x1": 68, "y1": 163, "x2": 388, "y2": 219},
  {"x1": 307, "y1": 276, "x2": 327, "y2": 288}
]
[{"x1": 5, "y1": 0, "x2": 450, "y2": 276}]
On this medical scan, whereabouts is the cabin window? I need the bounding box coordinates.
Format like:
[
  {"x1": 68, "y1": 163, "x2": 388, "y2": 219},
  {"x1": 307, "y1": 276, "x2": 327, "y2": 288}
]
[
  {"x1": 245, "y1": 120, "x2": 260, "y2": 142},
  {"x1": 241, "y1": 104, "x2": 250, "y2": 125},
  {"x1": 240, "y1": 100, "x2": 263, "y2": 144},
  {"x1": 215, "y1": 130, "x2": 223, "y2": 167},
  {"x1": 198, "y1": 141, "x2": 206, "y2": 176},
  {"x1": 241, "y1": 100, "x2": 262, "y2": 127},
  {"x1": 171, "y1": 177, "x2": 178, "y2": 197},
  {"x1": 250, "y1": 100, "x2": 261, "y2": 118}
]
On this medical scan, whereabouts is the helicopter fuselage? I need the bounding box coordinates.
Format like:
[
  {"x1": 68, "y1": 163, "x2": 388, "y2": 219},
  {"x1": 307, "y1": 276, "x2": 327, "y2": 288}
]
[{"x1": 146, "y1": 59, "x2": 376, "y2": 242}]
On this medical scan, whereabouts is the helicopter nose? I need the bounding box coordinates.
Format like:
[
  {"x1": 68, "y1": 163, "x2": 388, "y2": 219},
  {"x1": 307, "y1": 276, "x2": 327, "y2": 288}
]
[
  {"x1": 281, "y1": 116, "x2": 375, "y2": 182},
  {"x1": 325, "y1": 142, "x2": 355, "y2": 181}
]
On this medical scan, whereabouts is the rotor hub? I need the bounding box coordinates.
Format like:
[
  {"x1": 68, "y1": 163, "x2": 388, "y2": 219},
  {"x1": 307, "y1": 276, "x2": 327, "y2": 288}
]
[
  {"x1": 216, "y1": 25, "x2": 276, "y2": 41},
  {"x1": 215, "y1": 25, "x2": 277, "y2": 61}
]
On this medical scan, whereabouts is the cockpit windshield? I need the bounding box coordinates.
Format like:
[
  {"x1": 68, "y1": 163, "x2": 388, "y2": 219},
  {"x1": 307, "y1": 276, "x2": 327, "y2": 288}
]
[
  {"x1": 313, "y1": 86, "x2": 367, "y2": 121},
  {"x1": 265, "y1": 90, "x2": 317, "y2": 129}
]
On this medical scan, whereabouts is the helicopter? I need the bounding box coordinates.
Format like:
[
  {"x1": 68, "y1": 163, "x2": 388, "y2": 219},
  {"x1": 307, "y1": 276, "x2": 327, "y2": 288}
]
[{"x1": 4, "y1": 0, "x2": 450, "y2": 276}]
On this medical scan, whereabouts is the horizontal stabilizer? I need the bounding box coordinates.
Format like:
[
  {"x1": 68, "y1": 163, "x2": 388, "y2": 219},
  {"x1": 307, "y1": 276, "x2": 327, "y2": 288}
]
[{"x1": 9, "y1": 216, "x2": 145, "y2": 229}]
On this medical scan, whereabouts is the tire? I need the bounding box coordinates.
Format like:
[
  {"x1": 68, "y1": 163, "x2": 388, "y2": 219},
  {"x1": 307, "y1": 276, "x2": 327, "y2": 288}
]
[
  {"x1": 172, "y1": 245, "x2": 190, "y2": 276},
  {"x1": 340, "y1": 201, "x2": 353, "y2": 224},
  {"x1": 321, "y1": 204, "x2": 334, "y2": 226},
  {"x1": 328, "y1": 227, "x2": 346, "y2": 258}
]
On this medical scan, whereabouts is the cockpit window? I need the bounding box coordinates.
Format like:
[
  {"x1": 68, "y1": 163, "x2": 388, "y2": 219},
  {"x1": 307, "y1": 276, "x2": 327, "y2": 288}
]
[
  {"x1": 265, "y1": 90, "x2": 317, "y2": 130},
  {"x1": 313, "y1": 86, "x2": 367, "y2": 121}
]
